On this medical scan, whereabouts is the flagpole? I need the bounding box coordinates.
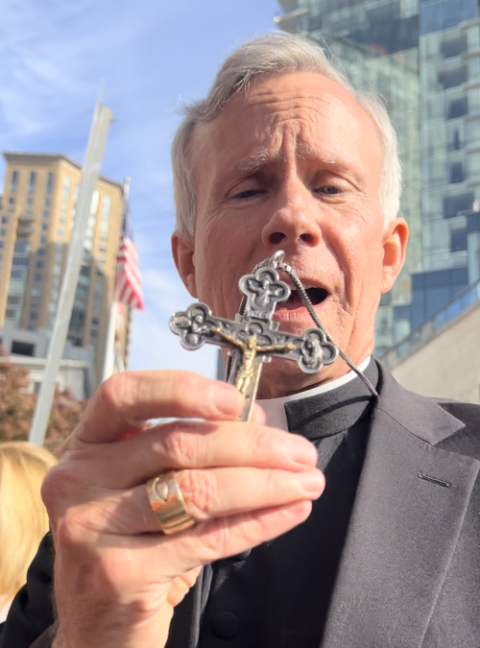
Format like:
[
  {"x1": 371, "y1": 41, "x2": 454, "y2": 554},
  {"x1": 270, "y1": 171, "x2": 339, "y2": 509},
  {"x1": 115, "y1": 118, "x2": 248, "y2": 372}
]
[
  {"x1": 29, "y1": 101, "x2": 113, "y2": 446},
  {"x1": 101, "y1": 177, "x2": 131, "y2": 382}
]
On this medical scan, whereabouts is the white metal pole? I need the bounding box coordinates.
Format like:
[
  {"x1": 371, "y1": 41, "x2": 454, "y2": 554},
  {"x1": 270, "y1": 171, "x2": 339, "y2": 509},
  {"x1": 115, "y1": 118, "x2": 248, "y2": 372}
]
[{"x1": 29, "y1": 102, "x2": 113, "y2": 445}]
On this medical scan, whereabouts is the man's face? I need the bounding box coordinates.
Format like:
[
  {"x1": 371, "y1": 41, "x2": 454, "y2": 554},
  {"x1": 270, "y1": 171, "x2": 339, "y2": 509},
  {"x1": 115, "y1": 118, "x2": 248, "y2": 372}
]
[{"x1": 173, "y1": 71, "x2": 407, "y2": 397}]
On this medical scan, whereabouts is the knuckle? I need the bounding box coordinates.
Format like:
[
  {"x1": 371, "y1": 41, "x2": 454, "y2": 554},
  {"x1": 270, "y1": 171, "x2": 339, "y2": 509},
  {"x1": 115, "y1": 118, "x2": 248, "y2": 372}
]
[
  {"x1": 41, "y1": 463, "x2": 74, "y2": 513},
  {"x1": 54, "y1": 507, "x2": 88, "y2": 549},
  {"x1": 96, "y1": 372, "x2": 135, "y2": 416},
  {"x1": 163, "y1": 425, "x2": 199, "y2": 467},
  {"x1": 180, "y1": 470, "x2": 218, "y2": 520}
]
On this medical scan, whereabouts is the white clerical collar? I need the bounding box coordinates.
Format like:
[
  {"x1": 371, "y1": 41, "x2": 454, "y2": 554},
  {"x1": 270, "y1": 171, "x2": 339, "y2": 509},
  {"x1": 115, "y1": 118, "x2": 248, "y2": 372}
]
[{"x1": 257, "y1": 356, "x2": 372, "y2": 431}]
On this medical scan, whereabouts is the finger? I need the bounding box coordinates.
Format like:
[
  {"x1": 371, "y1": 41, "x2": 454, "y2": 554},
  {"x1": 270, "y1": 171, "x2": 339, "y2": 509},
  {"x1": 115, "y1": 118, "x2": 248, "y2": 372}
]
[
  {"x1": 67, "y1": 467, "x2": 324, "y2": 535},
  {"x1": 69, "y1": 501, "x2": 313, "y2": 592},
  {"x1": 78, "y1": 421, "x2": 319, "y2": 489},
  {"x1": 250, "y1": 403, "x2": 266, "y2": 425},
  {"x1": 76, "y1": 371, "x2": 245, "y2": 444}
]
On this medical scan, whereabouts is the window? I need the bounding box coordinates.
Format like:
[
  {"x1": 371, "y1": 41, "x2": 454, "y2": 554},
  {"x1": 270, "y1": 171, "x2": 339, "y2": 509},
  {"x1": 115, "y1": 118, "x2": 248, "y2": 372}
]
[
  {"x1": 45, "y1": 198, "x2": 51, "y2": 207},
  {"x1": 11, "y1": 269, "x2": 25, "y2": 279},
  {"x1": 34, "y1": 273, "x2": 43, "y2": 282},
  {"x1": 8, "y1": 196, "x2": 15, "y2": 205},
  {"x1": 43, "y1": 211, "x2": 50, "y2": 219},
  {"x1": 449, "y1": 162, "x2": 464, "y2": 183},
  {"x1": 441, "y1": 35, "x2": 467, "y2": 59},
  {"x1": 46, "y1": 173, "x2": 54, "y2": 195},
  {"x1": 450, "y1": 228, "x2": 468, "y2": 252},
  {"x1": 99, "y1": 244, "x2": 106, "y2": 253},
  {"x1": 0, "y1": 242, "x2": 4, "y2": 249},
  {"x1": 447, "y1": 97, "x2": 468, "y2": 120},
  {"x1": 7, "y1": 295, "x2": 21, "y2": 305},
  {"x1": 62, "y1": 176, "x2": 71, "y2": 200},
  {"x1": 58, "y1": 227, "x2": 65, "y2": 237},
  {"x1": 11, "y1": 341, "x2": 34, "y2": 356},
  {"x1": 38, "y1": 248, "x2": 46, "y2": 256},
  {"x1": 69, "y1": 307, "x2": 86, "y2": 333},
  {"x1": 53, "y1": 264, "x2": 61, "y2": 275},
  {"x1": 101, "y1": 195, "x2": 111, "y2": 219},
  {"x1": 2, "y1": 215, "x2": 8, "y2": 223},
  {"x1": 438, "y1": 66, "x2": 468, "y2": 89},
  {"x1": 443, "y1": 192, "x2": 475, "y2": 218},
  {"x1": 28, "y1": 171, "x2": 36, "y2": 193},
  {"x1": 40, "y1": 235, "x2": 47, "y2": 244},
  {"x1": 92, "y1": 317, "x2": 100, "y2": 326},
  {"x1": 10, "y1": 171, "x2": 19, "y2": 193},
  {"x1": 0, "y1": 229, "x2": 6, "y2": 237},
  {"x1": 91, "y1": 329, "x2": 98, "y2": 338},
  {"x1": 14, "y1": 241, "x2": 29, "y2": 254},
  {"x1": 42, "y1": 223, "x2": 48, "y2": 231},
  {"x1": 32, "y1": 286, "x2": 41, "y2": 296},
  {"x1": 90, "y1": 190, "x2": 99, "y2": 215},
  {"x1": 5, "y1": 309, "x2": 17, "y2": 319},
  {"x1": 26, "y1": 197, "x2": 33, "y2": 206},
  {"x1": 30, "y1": 311, "x2": 38, "y2": 321}
]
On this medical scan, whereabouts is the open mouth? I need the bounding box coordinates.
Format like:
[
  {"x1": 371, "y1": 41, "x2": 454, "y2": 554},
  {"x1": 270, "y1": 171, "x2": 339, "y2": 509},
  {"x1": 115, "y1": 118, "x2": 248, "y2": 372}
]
[{"x1": 278, "y1": 287, "x2": 329, "y2": 311}]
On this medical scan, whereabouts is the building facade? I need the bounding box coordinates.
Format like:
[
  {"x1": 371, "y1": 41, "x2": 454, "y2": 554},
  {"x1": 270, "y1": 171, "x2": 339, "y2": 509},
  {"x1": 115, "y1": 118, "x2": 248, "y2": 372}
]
[
  {"x1": 275, "y1": 0, "x2": 480, "y2": 354},
  {"x1": 0, "y1": 152, "x2": 131, "y2": 387}
]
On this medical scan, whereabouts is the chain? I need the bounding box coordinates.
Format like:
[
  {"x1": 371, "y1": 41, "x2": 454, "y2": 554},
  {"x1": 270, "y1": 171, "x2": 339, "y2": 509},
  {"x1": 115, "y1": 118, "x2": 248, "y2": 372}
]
[{"x1": 227, "y1": 254, "x2": 379, "y2": 399}]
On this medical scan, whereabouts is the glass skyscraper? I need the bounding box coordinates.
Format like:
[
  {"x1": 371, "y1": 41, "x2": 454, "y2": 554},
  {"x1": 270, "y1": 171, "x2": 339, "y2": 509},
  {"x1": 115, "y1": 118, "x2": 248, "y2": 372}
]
[{"x1": 275, "y1": 0, "x2": 480, "y2": 354}]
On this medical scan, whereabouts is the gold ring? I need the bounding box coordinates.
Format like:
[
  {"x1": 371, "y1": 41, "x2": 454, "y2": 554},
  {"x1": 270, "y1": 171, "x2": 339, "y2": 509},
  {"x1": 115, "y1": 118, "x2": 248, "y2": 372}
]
[{"x1": 146, "y1": 472, "x2": 195, "y2": 535}]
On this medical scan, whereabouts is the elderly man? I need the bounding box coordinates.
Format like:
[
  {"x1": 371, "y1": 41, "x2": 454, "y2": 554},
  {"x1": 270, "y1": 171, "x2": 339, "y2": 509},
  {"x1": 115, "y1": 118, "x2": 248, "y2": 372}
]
[{"x1": 2, "y1": 32, "x2": 480, "y2": 648}]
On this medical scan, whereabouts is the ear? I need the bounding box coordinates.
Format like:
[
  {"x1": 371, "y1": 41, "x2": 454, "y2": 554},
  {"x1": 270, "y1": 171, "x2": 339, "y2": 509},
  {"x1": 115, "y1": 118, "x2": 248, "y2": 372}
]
[
  {"x1": 381, "y1": 217, "x2": 409, "y2": 294},
  {"x1": 171, "y1": 231, "x2": 198, "y2": 297}
]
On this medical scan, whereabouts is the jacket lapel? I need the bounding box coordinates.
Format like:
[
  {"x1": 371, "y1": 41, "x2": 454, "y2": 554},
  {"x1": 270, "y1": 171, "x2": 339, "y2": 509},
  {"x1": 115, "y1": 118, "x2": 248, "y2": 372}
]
[{"x1": 321, "y1": 366, "x2": 480, "y2": 648}]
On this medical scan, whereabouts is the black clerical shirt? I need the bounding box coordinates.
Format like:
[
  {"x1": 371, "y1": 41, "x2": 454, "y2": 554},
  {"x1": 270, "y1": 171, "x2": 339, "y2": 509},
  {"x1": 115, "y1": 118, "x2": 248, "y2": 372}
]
[{"x1": 196, "y1": 360, "x2": 379, "y2": 648}]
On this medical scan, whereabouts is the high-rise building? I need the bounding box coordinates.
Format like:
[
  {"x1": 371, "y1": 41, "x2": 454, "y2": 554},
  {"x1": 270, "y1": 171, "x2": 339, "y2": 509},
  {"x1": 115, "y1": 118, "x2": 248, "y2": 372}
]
[
  {"x1": 275, "y1": 0, "x2": 480, "y2": 354},
  {"x1": 0, "y1": 152, "x2": 131, "y2": 389}
]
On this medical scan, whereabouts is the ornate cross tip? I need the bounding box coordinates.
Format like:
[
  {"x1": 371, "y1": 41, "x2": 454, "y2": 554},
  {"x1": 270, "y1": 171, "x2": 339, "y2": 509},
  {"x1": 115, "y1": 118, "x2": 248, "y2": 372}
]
[{"x1": 169, "y1": 252, "x2": 339, "y2": 421}]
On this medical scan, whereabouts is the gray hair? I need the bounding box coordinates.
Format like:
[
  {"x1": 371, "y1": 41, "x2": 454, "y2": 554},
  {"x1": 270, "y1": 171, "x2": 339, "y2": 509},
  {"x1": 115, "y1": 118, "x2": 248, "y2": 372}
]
[{"x1": 172, "y1": 31, "x2": 402, "y2": 238}]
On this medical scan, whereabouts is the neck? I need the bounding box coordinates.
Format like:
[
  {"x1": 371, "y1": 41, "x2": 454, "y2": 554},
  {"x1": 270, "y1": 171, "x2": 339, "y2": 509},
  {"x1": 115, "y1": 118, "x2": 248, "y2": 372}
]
[{"x1": 257, "y1": 355, "x2": 370, "y2": 399}]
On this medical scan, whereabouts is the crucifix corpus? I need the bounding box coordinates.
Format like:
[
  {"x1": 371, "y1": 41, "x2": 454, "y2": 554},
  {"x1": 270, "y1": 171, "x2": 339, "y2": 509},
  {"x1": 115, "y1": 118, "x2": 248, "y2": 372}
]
[{"x1": 170, "y1": 252, "x2": 338, "y2": 421}]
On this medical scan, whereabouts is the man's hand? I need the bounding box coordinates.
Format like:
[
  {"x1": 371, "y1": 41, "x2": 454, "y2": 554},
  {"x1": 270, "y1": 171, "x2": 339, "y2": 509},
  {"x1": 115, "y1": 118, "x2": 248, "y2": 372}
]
[{"x1": 43, "y1": 370, "x2": 324, "y2": 648}]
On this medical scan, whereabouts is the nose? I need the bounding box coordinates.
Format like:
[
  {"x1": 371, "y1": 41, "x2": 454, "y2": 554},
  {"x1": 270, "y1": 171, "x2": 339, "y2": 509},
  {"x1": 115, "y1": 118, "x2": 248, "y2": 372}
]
[{"x1": 260, "y1": 176, "x2": 322, "y2": 250}]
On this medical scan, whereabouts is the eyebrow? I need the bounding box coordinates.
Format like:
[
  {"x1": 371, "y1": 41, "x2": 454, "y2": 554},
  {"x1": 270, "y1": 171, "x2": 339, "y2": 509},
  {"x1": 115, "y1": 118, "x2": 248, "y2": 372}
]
[{"x1": 233, "y1": 143, "x2": 338, "y2": 173}]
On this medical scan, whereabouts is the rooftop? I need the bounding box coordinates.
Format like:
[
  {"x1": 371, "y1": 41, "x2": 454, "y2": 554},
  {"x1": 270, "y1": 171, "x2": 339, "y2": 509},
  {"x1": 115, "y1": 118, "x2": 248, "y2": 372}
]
[{"x1": 3, "y1": 151, "x2": 124, "y2": 191}]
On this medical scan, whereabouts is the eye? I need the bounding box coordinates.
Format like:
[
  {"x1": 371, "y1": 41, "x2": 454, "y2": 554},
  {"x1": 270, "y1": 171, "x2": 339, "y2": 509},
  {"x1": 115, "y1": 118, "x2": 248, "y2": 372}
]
[
  {"x1": 314, "y1": 185, "x2": 340, "y2": 195},
  {"x1": 232, "y1": 188, "x2": 266, "y2": 199}
]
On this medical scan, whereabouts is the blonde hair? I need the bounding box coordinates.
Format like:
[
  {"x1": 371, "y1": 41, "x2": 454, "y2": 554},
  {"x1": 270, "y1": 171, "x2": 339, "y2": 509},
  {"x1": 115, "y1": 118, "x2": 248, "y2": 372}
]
[
  {"x1": 0, "y1": 442, "x2": 56, "y2": 601},
  {"x1": 172, "y1": 31, "x2": 402, "y2": 238}
]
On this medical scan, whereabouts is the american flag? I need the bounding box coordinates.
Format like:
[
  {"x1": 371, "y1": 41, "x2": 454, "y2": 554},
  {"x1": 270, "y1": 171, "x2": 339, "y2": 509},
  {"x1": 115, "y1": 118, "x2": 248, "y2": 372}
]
[{"x1": 115, "y1": 212, "x2": 144, "y2": 311}]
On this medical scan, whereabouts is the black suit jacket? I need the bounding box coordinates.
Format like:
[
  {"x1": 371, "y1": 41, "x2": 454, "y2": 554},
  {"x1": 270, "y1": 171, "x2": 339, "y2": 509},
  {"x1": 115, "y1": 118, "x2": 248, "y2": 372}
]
[{"x1": 2, "y1": 363, "x2": 480, "y2": 648}]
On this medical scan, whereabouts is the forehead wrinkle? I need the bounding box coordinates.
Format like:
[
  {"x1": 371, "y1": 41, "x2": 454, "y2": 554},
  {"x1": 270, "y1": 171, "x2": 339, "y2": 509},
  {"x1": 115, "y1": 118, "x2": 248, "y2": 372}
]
[{"x1": 232, "y1": 140, "x2": 338, "y2": 174}]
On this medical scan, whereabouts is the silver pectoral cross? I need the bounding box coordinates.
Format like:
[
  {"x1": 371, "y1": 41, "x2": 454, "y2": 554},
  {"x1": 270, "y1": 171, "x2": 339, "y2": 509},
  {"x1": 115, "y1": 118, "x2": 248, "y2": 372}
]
[{"x1": 170, "y1": 254, "x2": 338, "y2": 421}]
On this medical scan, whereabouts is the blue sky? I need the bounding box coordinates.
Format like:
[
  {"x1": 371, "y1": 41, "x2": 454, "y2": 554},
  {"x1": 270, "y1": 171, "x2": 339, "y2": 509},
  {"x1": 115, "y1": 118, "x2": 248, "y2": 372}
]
[{"x1": 0, "y1": 0, "x2": 282, "y2": 378}]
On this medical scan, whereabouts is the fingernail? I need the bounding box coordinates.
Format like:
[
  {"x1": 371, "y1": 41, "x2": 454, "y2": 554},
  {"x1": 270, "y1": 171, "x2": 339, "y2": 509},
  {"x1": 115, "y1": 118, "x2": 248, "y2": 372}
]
[
  {"x1": 210, "y1": 382, "x2": 244, "y2": 416},
  {"x1": 298, "y1": 471, "x2": 325, "y2": 497}
]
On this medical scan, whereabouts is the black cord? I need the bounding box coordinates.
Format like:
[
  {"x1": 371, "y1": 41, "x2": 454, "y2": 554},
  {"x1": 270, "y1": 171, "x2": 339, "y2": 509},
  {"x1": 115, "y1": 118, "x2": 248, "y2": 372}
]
[
  {"x1": 226, "y1": 258, "x2": 378, "y2": 399},
  {"x1": 277, "y1": 262, "x2": 379, "y2": 399}
]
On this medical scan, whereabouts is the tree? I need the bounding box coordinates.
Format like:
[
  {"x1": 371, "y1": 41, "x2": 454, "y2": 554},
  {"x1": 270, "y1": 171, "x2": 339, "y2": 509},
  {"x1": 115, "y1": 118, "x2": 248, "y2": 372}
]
[{"x1": 0, "y1": 347, "x2": 86, "y2": 454}]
